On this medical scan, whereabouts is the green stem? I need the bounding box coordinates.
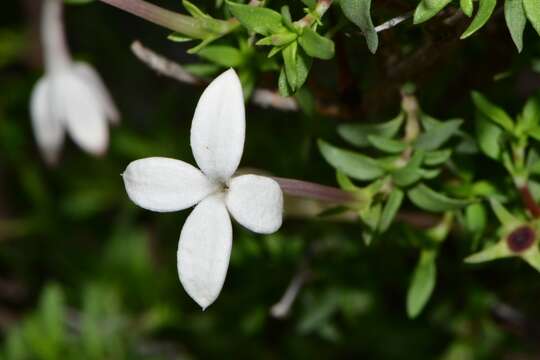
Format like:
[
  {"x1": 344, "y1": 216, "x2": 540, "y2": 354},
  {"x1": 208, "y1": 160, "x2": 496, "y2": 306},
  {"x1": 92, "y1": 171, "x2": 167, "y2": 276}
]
[{"x1": 98, "y1": 0, "x2": 238, "y2": 39}]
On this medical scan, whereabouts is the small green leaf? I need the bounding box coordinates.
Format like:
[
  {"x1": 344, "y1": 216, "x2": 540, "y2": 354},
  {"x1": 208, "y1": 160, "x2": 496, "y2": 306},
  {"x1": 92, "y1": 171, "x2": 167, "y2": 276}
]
[
  {"x1": 197, "y1": 45, "x2": 244, "y2": 67},
  {"x1": 408, "y1": 183, "x2": 471, "y2": 212},
  {"x1": 283, "y1": 42, "x2": 298, "y2": 90},
  {"x1": 489, "y1": 198, "x2": 519, "y2": 226},
  {"x1": 280, "y1": 6, "x2": 296, "y2": 32},
  {"x1": 360, "y1": 203, "x2": 382, "y2": 233},
  {"x1": 471, "y1": 91, "x2": 514, "y2": 132},
  {"x1": 379, "y1": 188, "x2": 404, "y2": 233},
  {"x1": 227, "y1": 1, "x2": 284, "y2": 36},
  {"x1": 183, "y1": 0, "x2": 211, "y2": 19},
  {"x1": 460, "y1": 0, "x2": 474, "y2": 17},
  {"x1": 392, "y1": 151, "x2": 425, "y2": 187},
  {"x1": 414, "y1": 0, "x2": 452, "y2": 24},
  {"x1": 278, "y1": 68, "x2": 292, "y2": 96},
  {"x1": 338, "y1": 113, "x2": 404, "y2": 147},
  {"x1": 475, "y1": 111, "x2": 504, "y2": 159},
  {"x1": 529, "y1": 126, "x2": 540, "y2": 141},
  {"x1": 339, "y1": 0, "x2": 379, "y2": 53},
  {"x1": 407, "y1": 250, "x2": 437, "y2": 318},
  {"x1": 415, "y1": 119, "x2": 463, "y2": 151},
  {"x1": 167, "y1": 33, "x2": 193, "y2": 42},
  {"x1": 521, "y1": 97, "x2": 540, "y2": 131},
  {"x1": 367, "y1": 135, "x2": 407, "y2": 153},
  {"x1": 505, "y1": 0, "x2": 527, "y2": 52},
  {"x1": 465, "y1": 241, "x2": 510, "y2": 263},
  {"x1": 461, "y1": 0, "x2": 497, "y2": 39},
  {"x1": 256, "y1": 32, "x2": 297, "y2": 46},
  {"x1": 299, "y1": 28, "x2": 335, "y2": 60},
  {"x1": 318, "y1": 140, "x2": 385, "y2": 181},
  {"x1": 336, "y1": 171, "x2": 359, "y2": 192},
  {"x1": 419, "y1": 168, "x2": 441, "y2": 179},
  {"x1": 465, "y1": 202, "x2": 487, "y2": 237},
  {"x1": 524, "y1": 0, "x2": 540, "y2": 36},
  {"x1": 424, "y1": 149, "x2": 452, "y2": 166}
]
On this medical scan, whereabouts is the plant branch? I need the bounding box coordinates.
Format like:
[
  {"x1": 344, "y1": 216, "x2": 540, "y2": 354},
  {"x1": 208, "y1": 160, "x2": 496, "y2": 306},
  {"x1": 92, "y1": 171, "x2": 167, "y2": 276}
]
[
  {"x1": 519, "y1": 185, "x2": 540, "y2": 218},
  {"x1": 272, "y1": 177, "x2": 356, "y2": 203}
]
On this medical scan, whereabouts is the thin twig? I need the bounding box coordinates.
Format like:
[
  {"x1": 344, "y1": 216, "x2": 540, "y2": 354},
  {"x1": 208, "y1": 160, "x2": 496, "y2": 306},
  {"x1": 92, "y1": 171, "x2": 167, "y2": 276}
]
[
  {"x1": 374, "y1": 11, "x2": 413, "y2": 33},
  {"x1": 130, "y1": 41, "x2": 299, "y2": 112}
]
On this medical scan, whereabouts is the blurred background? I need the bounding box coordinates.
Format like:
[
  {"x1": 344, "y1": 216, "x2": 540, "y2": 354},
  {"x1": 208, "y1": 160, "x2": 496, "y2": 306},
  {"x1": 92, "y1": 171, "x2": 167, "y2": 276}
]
[{"x1": 2, "y1": 0, "x2": 540, "y2": 359}]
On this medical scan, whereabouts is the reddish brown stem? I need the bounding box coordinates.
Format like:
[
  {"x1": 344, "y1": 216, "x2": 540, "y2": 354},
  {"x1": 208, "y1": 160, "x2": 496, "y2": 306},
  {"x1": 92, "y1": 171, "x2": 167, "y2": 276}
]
[{"x1": 519, "y1": 185, "x2": 540, "y2": 218}]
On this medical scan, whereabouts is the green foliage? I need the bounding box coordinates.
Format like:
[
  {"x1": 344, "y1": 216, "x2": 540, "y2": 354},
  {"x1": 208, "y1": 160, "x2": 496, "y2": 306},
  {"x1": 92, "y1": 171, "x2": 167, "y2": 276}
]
[{"x1": 339, "y1": 0, "x2": 378, "y2": 53}]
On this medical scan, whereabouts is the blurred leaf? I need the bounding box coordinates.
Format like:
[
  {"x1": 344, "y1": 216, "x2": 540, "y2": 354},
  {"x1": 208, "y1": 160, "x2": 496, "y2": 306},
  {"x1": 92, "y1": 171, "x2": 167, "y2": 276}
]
[
  {"x1": 415, "y1": 119, "x2": 463, "y2": 151},
  {"x1": 197, "y1": 45, "x2": 244, "y2": 67},
  {"x1": 424, "y1": 149, "x2": 452, "y2": 166},
  {"x1": 227, "y1": 1, "x2": 284, "y2": 36},
  {"x1": 338, "y1": 113, "x2": 404, "y2": 147},
  {"x1": 379, "y1": 188, "x2": 404, "y2": 233},
  {"x1": 460, "y1": 0, "x2": 474, "y2": 17},
  {"x1": 414, "y1": 0, "x2": 452, "y2": 24},
  {"x1": 471, "y1": 92, "x2": 514, "y2": 132},
  {"x1": 183, "y1": 0, "x2": 211, "y2": 19},
  {"x1": 339, "y1": 0, "x2": 378, "y2": 53},
  {"x1": 392, "y1": 151, "x2": 425, "y2": 187},
  {"x1": 407, "y1": 250, "x2": 437, "y2": 318},
  {"x1": 489, "y1": 198, "x2": 518, "y2": 226},
  {"x1": 465, "y1": 202, "x2": 487, "y2": 237},
  {"x1": 523, "y1": 0, "x2": 540, "y2": 35},
  {"x1": 318, "y1": 140, "x2": 385, "y2": 181},
  {"x1": 461, "y1": 0, "x2": 497, "y2": 39},
  {"x1": 298, "y1": 28, "x2": 335, "y2": 60},
  {"x1": 475, "y1": 111, "x2": 504, "y2": 159},
  {"x1": 505, "y1": 0, "x2": 527, "y2": 52},
  {"x1": 367, "y1": 135, "x2": 406, "y2": 153},
  {"x1": 408, "y1": 183, "x2": 471, "y2": 212}
]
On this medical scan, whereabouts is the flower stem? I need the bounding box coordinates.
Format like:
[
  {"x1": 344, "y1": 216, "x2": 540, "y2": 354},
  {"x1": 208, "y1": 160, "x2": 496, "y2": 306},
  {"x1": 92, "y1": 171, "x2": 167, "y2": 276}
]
[
  {"x1": 295, "y1": 0, "x2": 334, "y2": 28},
  {"x1": 272, "y1": 177, "x2": 355, "y2": 203},
  {"x1": 42, "y1": 0, "x2": 71, "y2": 73},
  {"x1": 97, "y1": 0, "x2": 238, "y2": 39}
]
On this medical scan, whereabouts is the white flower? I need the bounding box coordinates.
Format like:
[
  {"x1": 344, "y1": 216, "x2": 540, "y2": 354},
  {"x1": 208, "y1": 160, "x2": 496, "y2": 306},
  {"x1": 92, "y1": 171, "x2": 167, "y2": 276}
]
[
  {"x1": 122, "y1": 69, "x2": 283, "y2": 309},
  {"x1": 30, "y1": 0, "x2": 119, "y2": 164}
]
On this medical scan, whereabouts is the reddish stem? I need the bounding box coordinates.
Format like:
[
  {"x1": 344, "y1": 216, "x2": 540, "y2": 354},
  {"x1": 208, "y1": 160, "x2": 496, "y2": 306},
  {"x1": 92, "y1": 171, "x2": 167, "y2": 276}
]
[
  {"x1": 272, "y1": 177, "x2": 355, "y2": 203},
  {"x1": 519, "y1": 185, "x2": 540, "y2": 218}
]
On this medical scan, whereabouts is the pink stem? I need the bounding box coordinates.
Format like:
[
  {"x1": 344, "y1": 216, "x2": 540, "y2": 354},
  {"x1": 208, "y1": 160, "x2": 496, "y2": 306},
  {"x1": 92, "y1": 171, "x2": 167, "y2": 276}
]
[{"x1": 272, "y1": 177, "x2": 355, "y2": 203}]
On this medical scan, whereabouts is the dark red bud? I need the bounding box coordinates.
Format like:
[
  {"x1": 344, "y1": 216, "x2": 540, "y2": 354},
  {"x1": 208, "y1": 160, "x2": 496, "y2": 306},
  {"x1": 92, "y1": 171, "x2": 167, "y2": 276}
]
[{"x1": 506, "y1": 226, "x2": 536, "y2": 253}]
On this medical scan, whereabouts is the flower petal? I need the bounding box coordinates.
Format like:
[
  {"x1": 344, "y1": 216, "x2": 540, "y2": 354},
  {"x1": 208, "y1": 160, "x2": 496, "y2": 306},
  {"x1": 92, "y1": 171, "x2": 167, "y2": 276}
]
[
  {"x1": 123, "y1": 157, "x2": 217, "y2": 212},
  {"x1": 73, "y1": 62, "x2": 120, "y2": 124},
  {"x1": 57, "y1": 71, "x2": 109, "y2": 156},
  {"x1": 191, "y1": 69, "x2": 245, "y2": 182},
  {"x1": 30, "y1": 76, "x2": 64, "y2": 164},
  {"x1": 226, "y1": 174, "x2": 283, "y2": 234},
  {"x1": 178, "y1": 195, "x2": 232, "y2": 309}
]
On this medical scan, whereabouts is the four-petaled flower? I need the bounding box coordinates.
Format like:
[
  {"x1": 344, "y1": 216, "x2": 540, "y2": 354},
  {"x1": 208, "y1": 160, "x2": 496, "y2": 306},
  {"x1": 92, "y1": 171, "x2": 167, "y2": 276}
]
[
  {"x1": 122, "y1": 69, "x2": 284, "y2": 309},
  {"x1": 30, "y1": 0, "x2": 119, "y2": 164}
]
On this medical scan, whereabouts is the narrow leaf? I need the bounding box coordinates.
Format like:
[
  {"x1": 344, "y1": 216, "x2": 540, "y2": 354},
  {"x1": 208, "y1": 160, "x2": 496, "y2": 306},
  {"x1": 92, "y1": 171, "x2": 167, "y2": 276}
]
[
  {"x1": 414, "y1": 0, "x2": 452, "y2": 24},
  {"x1": 392, "y1": 151, "x2": 425, "y2": 187},
  {"x1": 505, "y1": 0, "x2": 527, "y2": 52},
  {"x1": 340, "y1": 0, "x2": 379, "y2": 53},
  {"x1": 524, "y1": 0, "x2": 540, "y2": 35},
  {"x1": 489, "y1": 198, "x2": 519, "y2": 226},
  {"x1": 338, "y1": 113, "x2": 404, "y2": 147},
  {"x1": 407, "y1": 250, "x2": 437, "y2": 318},
  {"x1": 408, "y1": 183, "x2": 471, "y2": 212},
  {"x1": 461, "y1": 0, "x2": 497, "y2": 39},
  {"x1": 471, "y1": 91, "x2": 514, "y2": 132},
  {"x1": 318, "y1": 140, "x2": 385, "y2": 181},
  {"x1": 424, "y1": 149, "x2": 452, "y2": 166},
  {"x1": 299, "y1": 28, "x2": 335, "y2": 60},
  {"x1": 415, "y1": 119, "x2": 463, "y2": 151},
  {"x1": 379, "y1": 188, "x2": 404, "y2": 232},
  {"x1": 197, "y1": 45, "x2": 244, "y2": 67},
  {"x1": 460, "y1": 0, "x2": 474, "y2": 17},
  {"x1": 367, "y1": 135, "x2": 407, "y2": 153},
  {"x1": 475, "y1": 111, "x2": 504, "y2": 159}
]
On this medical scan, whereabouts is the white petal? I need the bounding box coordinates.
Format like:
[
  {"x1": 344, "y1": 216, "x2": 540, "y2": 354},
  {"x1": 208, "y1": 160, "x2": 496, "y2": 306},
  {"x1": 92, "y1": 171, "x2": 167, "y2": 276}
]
[
  {"x1": 190, "y1": 69, "x2": 245, "y2": 182},
  {"x1": 122, "y1": 157, "x2": 217, "y2": 212},
  {"x1": 30, "y1": 76, "x2": 64, "y2": 164},
  {"x1": 73, "y1": 62, "x2": 120, "y2": 124},
  {"x1": 53, "y1": 70, "x2": 109, "y2": 156},
  {"x1": 226, "y1": 175, "x2": 283, "y2": 234},
  {"x1": 178, "y1": 195, "x2": 232, "y2": 309}
]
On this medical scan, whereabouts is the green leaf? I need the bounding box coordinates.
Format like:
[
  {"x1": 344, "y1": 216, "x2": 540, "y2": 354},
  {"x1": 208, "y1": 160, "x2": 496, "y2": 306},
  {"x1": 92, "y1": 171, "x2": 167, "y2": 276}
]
[
  {"x1": 367, "y1": 135, "x2": 407, "y2": 153},
  {"x1": 460, "y1": 0, "x2": 474, "y2": 17},
  {"x1": 283, "y1": 42, "x2": 298, "y2": 90},
  {"x1": 197, "y1": 45, "x2": 244, "y2": 67},
  {"x1": 489, "y1": 198, "x2": 519, "y2": 226},
  {"x1": 339, "y1": 0, "x2": 379, "y2": 53},
  {"x1": 465, "y1": 202, "x2": 487, "y2": 237},
  {"x1": 475, "y1": 111, "x2": 504, "y2": 159},
  {"x1": 461, "y1": 0, "x2": 497, "y2": 39},
  {"x1": 424, "y1": 149, "x2": 452, "y2": 166},
  {"x1": 415, "y1": 119, "x2": 463, "y2": 151},
  {"x1": 338, "y1": 113, "x2": 404, "y2": 147},
  {"x1": 227, "y1": 1, "x2": 284, "y2": 36},
  {"x1": 379, "y1": 188, "x2": 404, "y2": 233},
  {"x1": 524, "y1": 0, "x2": 540, "y2": 35},
  {"x1": 413, "y1": 0, "x2": 452, "y2": 24},
  {"x1": 183, "y1": 0, "x2": 211, "y2": 19},
  {"x1": 256, "y1": 32, "x2": 298, "y2": 46},
  {"x1": 281, "y1": 6, "x2": 296, "y2": 32},
  {"x1": 360, "y1": 203, "x2": 382, "y2": 233},
  {"x1": 408, "y1": 183, "x2": 471, "y2": 212},
  {"x1": 471, "y1": 91, "x2": 514, "y2": 132},
  {"x1": 278, "y1": 68, "x2": 292, "y2": 96},
  {"x1": 392, "y1": 151, "x2": 425, "y2": 187},
  {"x1": 505, "y1": 0, "x2": 527, "y2": 52},
  {"x1": 407, "y1": 250, "x2": 437, "y2": 318},
  {"x1": 318, "y1": 140, "x2": 385, "y2": 181},
  {"x1": 299, "y1": 28, "x2": 335, "y2": 60},
  {"x1": 521, "y1": 97, "x2": 540, "y2": 131},
  {"x1": 529, "y1": 126, "x2": 540, "y2": 141},
  {"x1": 167, "y1": 33, "x2": 193, "y2": 42}
]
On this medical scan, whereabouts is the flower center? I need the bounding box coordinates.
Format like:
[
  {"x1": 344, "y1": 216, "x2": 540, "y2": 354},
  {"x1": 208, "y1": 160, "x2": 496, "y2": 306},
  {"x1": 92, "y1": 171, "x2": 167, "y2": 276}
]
[{"x1": 506, "y1": 226, "x2": 536, "y2": 253}]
